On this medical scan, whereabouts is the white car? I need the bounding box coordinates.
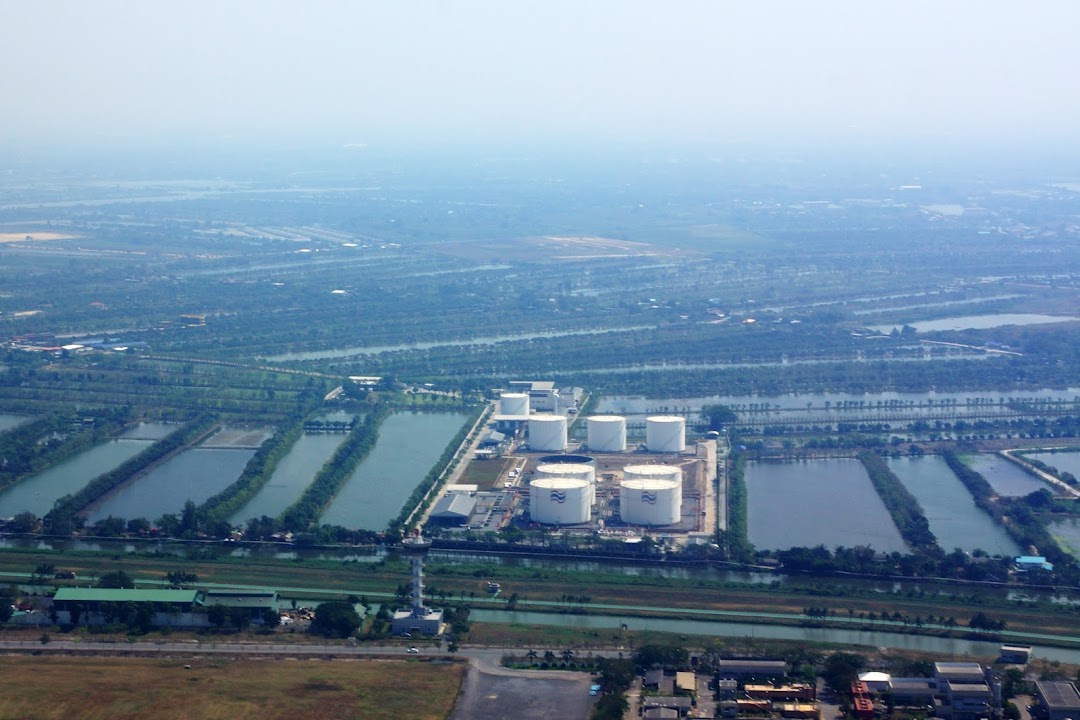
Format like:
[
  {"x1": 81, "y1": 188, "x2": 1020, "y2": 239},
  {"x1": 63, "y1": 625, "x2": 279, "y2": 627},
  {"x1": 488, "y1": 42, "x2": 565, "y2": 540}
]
[{"x1": 407, "y1": 647, "x2": 419, "y2": 654}]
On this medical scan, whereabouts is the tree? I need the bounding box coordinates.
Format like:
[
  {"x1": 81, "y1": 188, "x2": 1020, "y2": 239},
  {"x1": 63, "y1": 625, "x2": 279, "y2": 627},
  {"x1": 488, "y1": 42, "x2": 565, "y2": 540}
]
[
  {"x1": 126, "y1": 517, "x2": 151, "y2": 535},
  {"x1": 228, "y1": 607, "x2": 251, "y2": 631},
  {"x1": 207, "y1": 605, "x2": 228, "y2": 628},
  {"x1": 701, "y1": 404, "x2": 738, "y2": 431},
  {"x1": 179, "y1": 500, "x2": 200, "y2": 536},
  {"x1": 310, "y1": 601, "x2": 361, "y2": 638},
  {"x1": 822, "y1": 652, "x2": 866, "y2": 692},
  {"x1": 97, "y1": 570, "x2": 135, "y2": 589},
  {"x1": 11, "y1": 512, "x2": 38, "y2": 533},
  {"x1": 0, "y1": 586, "x2": 16, "y2": 623}
]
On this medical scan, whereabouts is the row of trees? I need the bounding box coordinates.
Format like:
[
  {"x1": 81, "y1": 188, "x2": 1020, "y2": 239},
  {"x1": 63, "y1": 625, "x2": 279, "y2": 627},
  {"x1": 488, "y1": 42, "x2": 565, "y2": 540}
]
[
  {"x1": 857, "y1": 451, "x2": 938, "y2": 552},
  {"x1": 279, "y1": 405, "x2": 390, "y2": 532},
  {"x1": 198, "y1": 410, "x2": 310, "y2": 523}
]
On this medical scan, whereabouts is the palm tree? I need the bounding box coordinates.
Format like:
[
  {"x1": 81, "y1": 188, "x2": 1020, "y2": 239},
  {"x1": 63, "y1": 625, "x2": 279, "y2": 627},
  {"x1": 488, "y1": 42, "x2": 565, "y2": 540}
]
[
  {"x1": 562, "y1": 649, "x2": 574, "y2": 663},
  {"x1": 526, "y1": 649, "x2": 538, "y2": 661}
]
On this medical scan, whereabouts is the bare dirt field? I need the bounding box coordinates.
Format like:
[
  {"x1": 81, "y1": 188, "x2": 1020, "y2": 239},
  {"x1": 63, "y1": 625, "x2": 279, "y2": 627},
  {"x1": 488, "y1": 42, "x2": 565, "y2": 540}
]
[
  {"x1": 450, "y1": 661, "x2": 595, "y2": 720},
  {"x1": 0, "y1": 232, "x2": 78, "y2": 242},
  {"x1": 0, "y1": 656, "x2": 465, "y2": 720}
]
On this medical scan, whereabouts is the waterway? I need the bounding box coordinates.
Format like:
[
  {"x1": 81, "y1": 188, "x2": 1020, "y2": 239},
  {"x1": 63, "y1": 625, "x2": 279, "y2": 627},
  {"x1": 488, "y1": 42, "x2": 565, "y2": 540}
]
[
  {"x1": 265, "y1": 326, "x2": 654, "y2": 362},
  {"x1": 886, "y1": 456, "x2": 1019, "y2": 556},
  {"x1": 745, "y1": 459, "x2": 907, "y2": 553},
  {"x1": 963, "y1": 454, "x2": 1049, "y2": 497},
  {"x1": 320, "y1": 411, "x2": 470, "y2": 530},
  {"x1": 231, "y1": 432, "x2": 349, "y2": 523},
  {"x1": 597, "y1": 388, "x2": 1080, "y2": 417},
  {"x1": 468, "y1": 609, "x2": 1080, "y2": 664},
  {"x1": 870, "y1": 314, "x2": 1080, "y2": 334},
  {"x1": 0, "y1": 439, "x2": 153, "y2": 517},
  {"x1": 86, "y1": 447, "x2": 257, "y2": 523}
]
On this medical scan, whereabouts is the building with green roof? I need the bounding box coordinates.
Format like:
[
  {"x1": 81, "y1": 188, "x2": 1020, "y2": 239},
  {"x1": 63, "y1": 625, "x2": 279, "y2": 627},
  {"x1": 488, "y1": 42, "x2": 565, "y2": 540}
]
[{"x1": 52, "y1": 588, "x2": 206, "y2": 627}]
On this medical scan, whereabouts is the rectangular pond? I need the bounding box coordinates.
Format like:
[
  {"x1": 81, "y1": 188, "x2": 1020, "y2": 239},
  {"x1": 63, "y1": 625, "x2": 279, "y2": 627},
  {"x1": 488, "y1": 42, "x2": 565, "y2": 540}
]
[
  {"x1": 886, "y1": 456, "x2": 1019, "y2": 555},
  {"x1": 1048, "y1": 518, "x2": 1080, "y2": 559},
  {"x1": 745, "y1": 458, "x2": 907, "y2": 553},
  {"x1": 86, "y1": 446, "x2": 257, "y2": 523},
  {"x1": 0, "y1": 414, "x2": 29, "y2": 433},
  {"x1": 320, "y1": 410, "x2": 470, "y2": 530},
  {"x1": 962, "y1": 454, "x2": 1049, "y2": 497},
  {"x1": 0, "y1": 439, "x2": 154, "y2": 517}
]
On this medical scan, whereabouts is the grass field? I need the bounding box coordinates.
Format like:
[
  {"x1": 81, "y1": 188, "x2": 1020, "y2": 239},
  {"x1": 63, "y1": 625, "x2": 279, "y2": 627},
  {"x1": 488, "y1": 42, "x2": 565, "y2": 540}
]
[{"x1": 0, "y1": 656, "x2": 465, "y2": 720}]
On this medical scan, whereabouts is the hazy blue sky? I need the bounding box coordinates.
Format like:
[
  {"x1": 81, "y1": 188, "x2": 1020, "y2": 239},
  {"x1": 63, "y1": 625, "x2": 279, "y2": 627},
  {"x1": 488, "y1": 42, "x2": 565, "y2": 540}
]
[{"x1": 3, "y1": 1, "x2": 1079, "y2": 150}]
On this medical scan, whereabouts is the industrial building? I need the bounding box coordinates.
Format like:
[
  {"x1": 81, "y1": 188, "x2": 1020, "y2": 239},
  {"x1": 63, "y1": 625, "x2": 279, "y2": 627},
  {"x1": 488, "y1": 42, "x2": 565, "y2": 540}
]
[
  {"x1": 1036, "y1": 681, "x2": 1080, "y2": 720},
  {"x1": 427, "y1": 492, "x2": 478, "y2": 526},
  {"x1": 52, "y1": 588, "x2": 206, "y2": 627},
  {"x1": 508, "y1": 380, "x2": 560, "y2": 411},
  {"x1": 716, "y1": 659, "x2": 788, "y2": 679}
]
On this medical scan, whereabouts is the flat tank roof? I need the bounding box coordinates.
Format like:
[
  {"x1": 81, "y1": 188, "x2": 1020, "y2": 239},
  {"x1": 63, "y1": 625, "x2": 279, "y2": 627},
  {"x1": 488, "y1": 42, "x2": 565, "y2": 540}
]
[
  {"x1": 531, "y1": 477, "x2": 590, "y2": 489},
  {"x1": 621, "y1": 478, "x2": 680, "y2": 490}
]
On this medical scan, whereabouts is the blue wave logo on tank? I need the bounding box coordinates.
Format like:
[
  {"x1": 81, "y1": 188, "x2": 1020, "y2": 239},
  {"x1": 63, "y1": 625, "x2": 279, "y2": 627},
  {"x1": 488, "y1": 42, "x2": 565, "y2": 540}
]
[
  {"x1": 551, "y1": 490, "x2": 567, "y2": 503},
  {"x1": 641, "y1": 492, "x2": 658, "y2": 504}
]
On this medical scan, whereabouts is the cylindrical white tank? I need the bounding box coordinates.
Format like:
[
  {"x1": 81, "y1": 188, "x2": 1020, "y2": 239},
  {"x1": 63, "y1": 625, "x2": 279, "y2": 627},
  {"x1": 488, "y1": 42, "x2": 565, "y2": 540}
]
[
  {"x1": 499, "y1": 393, "x2": 530, "y2": 416},
  {"x1": 620, "y1": 478, "x2": 682, "y2": 526},
  {"x1": 587, "y1": 415, "x2": 627, "y2": 452},
  {"x1": 646, "y1": 415, "x2": 686, "y2": 452},
  {"x1": 528, "y1": 414, "x2": 567, "y2": 452},
  {"x1": 530, "y1": 478, "x2": 591, "y2": 524},
  {"x1": 536, "y1": 463, "x2": 596, "y2": 505},
  {"x1": 623, "y1": 464, "x2": 683, "y2": 485}
]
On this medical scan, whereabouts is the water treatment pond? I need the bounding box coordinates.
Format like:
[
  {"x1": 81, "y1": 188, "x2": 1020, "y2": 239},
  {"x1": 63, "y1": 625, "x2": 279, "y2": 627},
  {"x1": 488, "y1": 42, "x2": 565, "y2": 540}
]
[
  {"x1": 86, "y1": 446, "x2": 257, "y2": 523},
  {"x1": 0, "y1": 439, "x2": 154, "y2": 517},
  {"x1": 962, "y1": 454, "x2": 1049, "y2": 497},
  {"x1": 1048, "y1": 518, "x2": 1080, "y2": 559},
  {"x1": 745, "y1": 458, "x2": 907, "y2": 553},
  {"x1": 886, "y1": 456, "x2": 1019, "y2": 555},
  {"x1": 320, "y1": 410, "x2": 470, "y2": 530}
]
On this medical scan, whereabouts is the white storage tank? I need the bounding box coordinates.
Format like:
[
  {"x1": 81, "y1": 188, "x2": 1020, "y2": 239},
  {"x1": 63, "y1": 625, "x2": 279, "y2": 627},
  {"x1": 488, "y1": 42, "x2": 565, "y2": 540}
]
[
  {"x1": 529, "y1": 478, "x2": 591, "y2": 525},
  {"x1": 536, "y1": 463, "x2": 597, "y2": 505},
  {"x1": 587, "y1": 415, "x2": 627, "y2": 452},
  {"x1": 622, "y1": 464, "x2": 683, "y2": 485},
  {"x1": 620, "y1": 478, "x2": 682, "y2": 526},
  {"x1": 499, "y1": 393, "x2": 530, "y2": 416},
  {"x1": 528, "y1": 414, "x2": 567, "y2": 452},
  {"x1": 646, "y1": 415, "x2": 686, "y2": 452}
]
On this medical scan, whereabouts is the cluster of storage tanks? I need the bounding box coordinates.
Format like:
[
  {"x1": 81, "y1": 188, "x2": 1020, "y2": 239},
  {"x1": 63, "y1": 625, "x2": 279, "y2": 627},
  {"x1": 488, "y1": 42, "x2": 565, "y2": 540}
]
[
  {"x1": 500, "y1": 390, "x2": 686, "y2": 454},
  {"x1": 528, "y1": 461, "x2": 682, "y2": 527},
  {"x1": 529, "y1": 413, "x2": 686, "y2": 454},
  {"x1": 585, "y1": 414, "x2": 686, "y2": 453}
]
